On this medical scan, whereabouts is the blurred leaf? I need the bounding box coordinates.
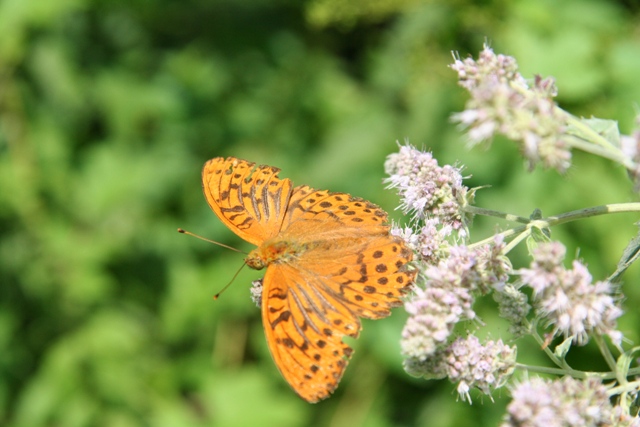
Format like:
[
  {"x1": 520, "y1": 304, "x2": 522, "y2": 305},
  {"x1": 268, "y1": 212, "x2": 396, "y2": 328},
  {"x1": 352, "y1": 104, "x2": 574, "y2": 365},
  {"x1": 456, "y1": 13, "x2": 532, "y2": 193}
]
[
  {"x1": 1, "y1": 1, "x2": 639, "y2": 426},
  {"x1": 202, "y1": 367, "x2": 310, "y2": 427}
]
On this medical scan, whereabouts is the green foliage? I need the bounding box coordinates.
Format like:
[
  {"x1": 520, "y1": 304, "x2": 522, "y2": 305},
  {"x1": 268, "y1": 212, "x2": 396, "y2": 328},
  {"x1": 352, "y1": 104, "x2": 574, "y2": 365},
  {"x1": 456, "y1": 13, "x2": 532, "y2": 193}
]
[{"x1": 1, "y1": 0, "x2": 639, "y2": 426}]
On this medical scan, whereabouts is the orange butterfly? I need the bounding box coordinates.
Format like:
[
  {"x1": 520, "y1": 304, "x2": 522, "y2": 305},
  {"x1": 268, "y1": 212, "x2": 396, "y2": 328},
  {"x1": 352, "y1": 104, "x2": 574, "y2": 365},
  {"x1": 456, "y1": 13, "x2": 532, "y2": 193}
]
[{"x1": 202, "y1": 157, "x2": 415, "y2": 403}]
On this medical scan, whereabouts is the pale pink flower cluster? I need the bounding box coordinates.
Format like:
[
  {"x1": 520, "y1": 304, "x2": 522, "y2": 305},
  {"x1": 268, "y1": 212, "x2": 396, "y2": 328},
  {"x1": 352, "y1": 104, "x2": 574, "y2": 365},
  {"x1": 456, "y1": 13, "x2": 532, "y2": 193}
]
[
  {"x1": 401, "y1": 239, "x2": 509, "y2": 362},
  {"x1": 250, "y1": 279, "x2": 263, "y2": 308},
  {"x1": 520, "y1": 242, "x2": 623, "y2": 346},
  {"x1": 401, "y1": 284, "x2": 472, "y2": 360},
  {"x1": 451, "y1": 45, "x2": 571, "y2": 172},
  {"x1": 390, "y1": 219, "x2": 451, "y2": 265},
  {"x1": 445, "y1": 336, "x2": 516, "y2": 403},
  {"x1": 502, "y1": 377, "x2": 615, "y2": 427},
  {"x1": 385, "y1": 144, "x2": 469, "y2": 232},
  {"x1": 405, "y1": 335, "x2": 516, "y2": 403}
]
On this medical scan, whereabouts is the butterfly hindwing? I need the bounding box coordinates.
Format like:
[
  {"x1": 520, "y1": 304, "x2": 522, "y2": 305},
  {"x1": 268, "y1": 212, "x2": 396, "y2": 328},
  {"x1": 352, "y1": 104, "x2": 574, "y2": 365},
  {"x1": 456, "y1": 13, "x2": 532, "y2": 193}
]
[
  {"x1": 296, "y1": 235, "x2": 415, "y2": 319},
  {"x1": 280, "y1": 186, "x2": 415, "y2": 318},
  {"x1": 262, "y1": 263, "x2": 359, "y2": 403}
]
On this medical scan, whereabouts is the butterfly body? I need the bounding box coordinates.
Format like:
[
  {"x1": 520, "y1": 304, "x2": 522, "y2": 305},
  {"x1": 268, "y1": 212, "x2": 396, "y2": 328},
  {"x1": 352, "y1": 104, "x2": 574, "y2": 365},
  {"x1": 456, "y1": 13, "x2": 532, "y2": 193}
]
[
  {"x1": 246, "y1": 239, "x2": 300, "y2": 269},
  {"x1": 203, "y1": 156, "x2": 415, "y2": 403}
]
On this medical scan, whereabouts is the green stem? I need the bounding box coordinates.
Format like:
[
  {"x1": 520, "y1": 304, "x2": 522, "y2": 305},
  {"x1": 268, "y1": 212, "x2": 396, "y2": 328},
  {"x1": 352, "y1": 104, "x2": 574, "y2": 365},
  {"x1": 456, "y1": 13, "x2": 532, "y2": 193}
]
[
  {"x1": 607, "y1": 380, "x2": 640, "y2": 397},
  {"x1": 502, "y1": 229, "x2": 530, "y2": 253},
  {"x1": 515, "y1": 363, "x2": 572, "y2": 376},
  {"x1": 468, "y1": 228, "x2": 523, "y2": 249},
  {"x1": 516, "y1": 363, "x2": 616, "y2": 380},
  {"x1": 465, "y1": 203, "x2": 640, "y2": 250},
  {"x1": 463, "y1": 206, "x2": 531, "y2": 224},
  {"x1": 593, "y1": 334, "x2": 618, "y2": 373},
  {"x1": 564, "y1": 114, "x2": 615, "y2": 149},
  {"x1": 466, "y1": 203, "x2": 640, "y2": 242},
  {"x1": 528, "y1": 320, "x2": 568, "y2": 370},
  {"x1": 540, "y1": 203, "x2": 640, "y2": 227}
]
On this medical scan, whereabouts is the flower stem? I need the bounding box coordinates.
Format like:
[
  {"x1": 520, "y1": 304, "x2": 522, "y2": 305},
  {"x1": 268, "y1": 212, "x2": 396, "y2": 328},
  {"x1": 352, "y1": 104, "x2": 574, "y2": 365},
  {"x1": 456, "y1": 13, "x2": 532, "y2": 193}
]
[
  {"x1": 464, "y1": 205, "x2": 531, "y2": 223},
  {"x1": 516, "y1": 363, "x2": 619, "y2": 380},
  {"x1": 593, "y1": 334, "x2": 618, "y2": 373},
  {"x1": 466, "y1": 202, "x2": 640, "y2": 249}
]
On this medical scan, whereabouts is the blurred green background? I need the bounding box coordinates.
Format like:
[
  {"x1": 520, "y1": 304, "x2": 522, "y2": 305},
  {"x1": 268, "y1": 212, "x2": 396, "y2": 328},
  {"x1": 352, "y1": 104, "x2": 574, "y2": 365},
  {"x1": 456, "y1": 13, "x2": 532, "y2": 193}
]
[{"x1": 2, "y1": 0, "x2": 640, "y2": 426}]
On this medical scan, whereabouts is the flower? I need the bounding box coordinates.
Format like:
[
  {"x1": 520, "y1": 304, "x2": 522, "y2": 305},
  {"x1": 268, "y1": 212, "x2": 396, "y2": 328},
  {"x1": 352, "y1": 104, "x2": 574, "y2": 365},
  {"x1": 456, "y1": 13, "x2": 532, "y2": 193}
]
[
  {"x1": 250, "y1": 279, "x2": 263, "y2": 308},
  {"x1": 385, "y1": 144, "x2": 469, "y2": 232},
  {"x1": 450, "y1": 45, "x2": 571, "y2": 172},
  {"x1": 401, "y1": 285, "x2": 472, "y2": 360},
  {"x1": 404, "y1": 335, "x2": 517, "y2": 403},
  {"x1": 519, "y1": 242, "x2": 624, "y2": 346},
  {"x1": 474, "y1": 235, "x2": 511, "y2": 293},
  {"x1": 391, "y1": 219, "x2": 451, "y2": 265},
  {"x1": 501, "y1": 377, "x2": 613, "y2": 427},
  {"x1": 493, "y1": 284, "x2": 531, "y2": 337},
  {"x1": 445, "y1": 335, "x2": 517, "y2": 403},
  {"x1": 401, "y1": 240, "x2": 511, "y2": 361}
]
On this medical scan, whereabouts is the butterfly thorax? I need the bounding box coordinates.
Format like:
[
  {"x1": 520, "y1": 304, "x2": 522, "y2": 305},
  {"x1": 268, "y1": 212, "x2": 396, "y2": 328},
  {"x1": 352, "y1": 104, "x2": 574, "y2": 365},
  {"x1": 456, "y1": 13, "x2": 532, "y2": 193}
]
[{"x1": 246, "y1": 239, "x2": 304, "y2": 270}]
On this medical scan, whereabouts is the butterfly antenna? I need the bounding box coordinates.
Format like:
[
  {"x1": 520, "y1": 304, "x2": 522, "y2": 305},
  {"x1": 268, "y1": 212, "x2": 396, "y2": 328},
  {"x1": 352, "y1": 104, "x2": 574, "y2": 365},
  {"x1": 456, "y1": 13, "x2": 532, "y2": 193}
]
[
  {"x1": 177, "y1": 228, "x2": 247, "y2": 254},
  {"x1": 178, "y1": 228, "x2": 250, "y2": 300},
  {"x1": 213, "y1": 263, "x2": 247, "y2": 300}
]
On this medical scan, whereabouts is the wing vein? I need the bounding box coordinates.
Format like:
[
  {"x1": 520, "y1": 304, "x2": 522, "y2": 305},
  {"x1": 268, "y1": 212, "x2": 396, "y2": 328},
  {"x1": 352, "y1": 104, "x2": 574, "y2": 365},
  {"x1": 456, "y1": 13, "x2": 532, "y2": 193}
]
[
  {"x1": 272, "y1": 185, "x2": 283, "y2": 226},
  {"x1": 250, "y1": 183, "x2": 261, "y2": 221},
  {"x1": 290, "y1": 286, "x2": 323, "y2": 335},
  {"x1": 306, "y1": 275, "x2": 354, "y2": 321},
  {"x1": 261, "y1": 174, "x2": 271, "y2": 221}
]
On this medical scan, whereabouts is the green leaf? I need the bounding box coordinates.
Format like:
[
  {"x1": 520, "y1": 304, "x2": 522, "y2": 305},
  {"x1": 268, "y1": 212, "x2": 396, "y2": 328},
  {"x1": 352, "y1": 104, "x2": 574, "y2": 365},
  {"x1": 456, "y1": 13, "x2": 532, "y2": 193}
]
[
  {"x1": 553, "y1": 337, "x2": 573, "y2": 360},
  {"x1": 580, "y1": 117, "x2": 621, "y2": 148},
  {"x1": 609, "y1": 223, "x2": 640, "y2": 283},
  {"x1": 526, "y1": 225, "x2": 551, "y2": 255},
  {"x1": 615, "y1": 346, "x2": 640, "y2": 382}
]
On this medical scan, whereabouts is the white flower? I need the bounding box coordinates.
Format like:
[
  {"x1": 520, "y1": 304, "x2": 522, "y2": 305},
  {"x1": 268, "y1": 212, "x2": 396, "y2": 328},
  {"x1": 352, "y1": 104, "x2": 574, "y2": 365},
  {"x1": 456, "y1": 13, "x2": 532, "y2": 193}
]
[
  {"x1": 520, "y1": 242, "x2": 624, "y2": 346},
  {"x1": 502, "y1": 377, "x2": 612, "y2": 427}
]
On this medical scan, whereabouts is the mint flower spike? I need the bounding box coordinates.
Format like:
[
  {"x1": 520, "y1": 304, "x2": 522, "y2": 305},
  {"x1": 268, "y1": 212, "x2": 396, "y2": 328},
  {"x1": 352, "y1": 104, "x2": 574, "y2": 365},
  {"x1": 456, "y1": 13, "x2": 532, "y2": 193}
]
[
  {"x1": 519, "y1": 242, "x2": 624, "y2": 346},
  {"x1": 390, "y1": 219, "x2": 451, "y2": 265},
  {"x1": 400, "y1": 237, "x2": 510, "y2": 363},
  {"x1": 501, "y1": 377, "x2": 614, "y2": 427},
  {"x1": 250, "y1": 279, "x2": 263, "y2": 308},
  {"x1": 493, "y1": 283, "x2": 531, "y2": 337},
  {"x1": 404, "y1": 335, "x2": 517, "y2": 404},
  {"x1": 385, "y1": 143, "x2": 470, "y2": 234},
  {"x1": 450, "y1": 44, "x2": 571, "y2": 173},
  {"x1": 450, "y1": 45, "x2": 640, "y2": 182},
  {"x1": 446, "y1": 336, "x2": 517, "y2": 403}
]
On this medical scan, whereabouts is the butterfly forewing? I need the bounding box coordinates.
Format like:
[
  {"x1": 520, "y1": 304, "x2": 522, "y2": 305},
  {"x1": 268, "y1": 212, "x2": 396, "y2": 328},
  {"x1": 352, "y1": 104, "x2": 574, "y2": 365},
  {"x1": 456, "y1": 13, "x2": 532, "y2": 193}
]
[
  {"x1": 284, "y1": 185, "x2": 389, "y2": 227},
  {"x1": 202, "y1": 157, "x2": 292, "y2": 245},
  {"x1": 295, "y1": 235, "x2": 414, "y2": 319}
]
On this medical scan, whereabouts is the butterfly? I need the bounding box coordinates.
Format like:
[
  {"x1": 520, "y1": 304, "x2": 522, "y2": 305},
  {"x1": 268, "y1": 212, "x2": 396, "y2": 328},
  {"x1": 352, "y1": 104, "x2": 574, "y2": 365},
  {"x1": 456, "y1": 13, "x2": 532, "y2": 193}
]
[{"x1": 202, "y1": 156, "x2": 415, "y2": 403}]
